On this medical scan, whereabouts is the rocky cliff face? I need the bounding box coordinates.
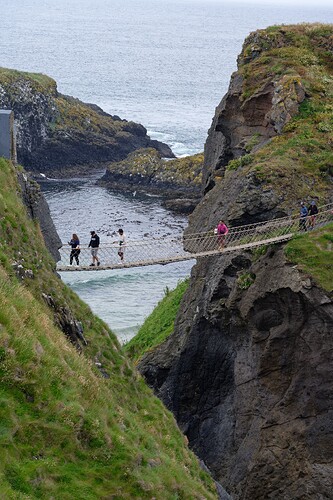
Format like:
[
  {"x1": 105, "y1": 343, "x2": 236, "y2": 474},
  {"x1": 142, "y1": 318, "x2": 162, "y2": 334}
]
[
  {"x1": 203, "y1": 61, "x2": 305, "y2": 195},
  {"x1": 0, "y1": 69, "x2": 173, "y2": 175},
  {"x1": 139, "y1": 246, "x2": 333, "y2": 498},
  {"x1": 190, "y1": 25, "x2": 333, "y2": 233},
  {"x1": 17, "y1": 171, "x2": 62, "y2": 261},
  {"x1": 137, "y1": 24, "x2": 333, "y2": 499}
]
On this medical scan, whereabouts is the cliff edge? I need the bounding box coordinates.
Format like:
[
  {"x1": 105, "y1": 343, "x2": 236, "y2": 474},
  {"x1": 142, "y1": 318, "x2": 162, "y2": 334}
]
[
  {"x1": 189, "y1": 24, "x2": 333, "y2": 232},
  {"x1": 0, "y1": 68, "x2": 173, "y2": 176},
  {"x1": 136, "y1": 24, "x2": 333, "y2": 499}
]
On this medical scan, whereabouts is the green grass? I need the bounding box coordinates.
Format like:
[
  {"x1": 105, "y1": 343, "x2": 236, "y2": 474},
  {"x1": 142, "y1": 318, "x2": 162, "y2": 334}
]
[
  {"x1": 285, "y1": 223, "x2": 333, "y2": 292},
  {"x1": 0, "y1": 67, "x2": 57, "y2": 94},
  {"x1": 124, "y1": 280, "x2": 189, "y2": 362},
  {"x1": 0, "y1": 158, "x2": 217, "y2": 498}
]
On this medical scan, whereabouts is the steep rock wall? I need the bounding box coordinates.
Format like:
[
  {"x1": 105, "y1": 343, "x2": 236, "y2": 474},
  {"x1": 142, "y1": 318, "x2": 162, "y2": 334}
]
[
  {"x1": 135, "y1": 23, "x2": 333, "y2": 500},
  {"x1": 139, "y1": 247, "x2": 333, "y2": 498},
  {"x1": 203, "y1": 31, "x2": 306, "y2": 195},
  {"x1": 191, "y1": 25, "x2": 333, "y2": 233},
  {"x1": 17, "y1": 171, "x2": 62, "y2": 261}
]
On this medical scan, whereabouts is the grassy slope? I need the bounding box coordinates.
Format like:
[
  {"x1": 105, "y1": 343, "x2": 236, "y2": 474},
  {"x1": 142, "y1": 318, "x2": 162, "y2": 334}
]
[
  {"x1": 285, "y1": 222, "x2": 333, "y2": 292},
  {"x1": 226, "y1": 24, "x2": 333, "y2": 207},
  {"x1": 0, "y1": 158, "x2": 216, "y2": 499},
  {"x1": 0, "y1": 67, "x2": 129, "y2": 136},
  {"x1": 124, "y1": 280, "x2": 189, "y2": 362}
]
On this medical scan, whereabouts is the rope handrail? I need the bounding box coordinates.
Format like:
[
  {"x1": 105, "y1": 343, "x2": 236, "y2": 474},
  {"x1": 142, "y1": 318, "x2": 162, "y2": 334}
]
[
  {"x1": 57, "y1": 204, "x2": 333, "y2": 271},
  {"x1": 184, "y1": 202, "x2": 333, "y2": 237}
]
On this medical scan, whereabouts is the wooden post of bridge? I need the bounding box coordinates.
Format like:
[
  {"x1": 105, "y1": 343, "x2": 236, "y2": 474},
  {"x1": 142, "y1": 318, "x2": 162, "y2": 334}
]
[{"x1": 0, "y1": 110, "x2": 17, "y2": 164}]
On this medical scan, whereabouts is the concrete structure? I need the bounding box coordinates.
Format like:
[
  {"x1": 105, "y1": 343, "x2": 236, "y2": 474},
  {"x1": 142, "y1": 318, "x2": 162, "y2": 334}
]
[{"x1": 0, "y1": 110, "x2": 17, "y2": 162}]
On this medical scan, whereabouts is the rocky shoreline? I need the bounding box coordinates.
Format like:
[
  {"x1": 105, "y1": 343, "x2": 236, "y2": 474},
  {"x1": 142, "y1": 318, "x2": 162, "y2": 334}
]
[{"x1": 0, "y1": 68, "x2": 174, "y2": 175}]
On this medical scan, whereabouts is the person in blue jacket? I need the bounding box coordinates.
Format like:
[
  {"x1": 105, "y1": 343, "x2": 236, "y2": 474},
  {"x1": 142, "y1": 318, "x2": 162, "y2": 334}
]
[{"x1": 299, "y1": 202, "x2": 308, "y2": 232}]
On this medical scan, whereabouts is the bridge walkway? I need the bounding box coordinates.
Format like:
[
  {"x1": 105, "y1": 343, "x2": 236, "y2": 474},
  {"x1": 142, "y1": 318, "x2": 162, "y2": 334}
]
[{"x1": 56, "y1": 204, "x2": 333, "y2": 272}]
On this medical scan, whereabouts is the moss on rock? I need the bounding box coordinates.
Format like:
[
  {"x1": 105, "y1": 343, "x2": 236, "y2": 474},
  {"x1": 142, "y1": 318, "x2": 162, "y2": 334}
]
[{"x1": 100, "y1": 148, "x2": 203, "y2": 199}]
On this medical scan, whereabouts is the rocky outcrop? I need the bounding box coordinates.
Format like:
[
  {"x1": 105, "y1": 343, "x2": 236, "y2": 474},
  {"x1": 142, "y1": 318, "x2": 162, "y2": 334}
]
[
  {"x1": 17, "y1": 170, "x2": 61, "y2": 261},
  {"x1": 188, "y1": 24, "x2": 333, "y2": 233},
  {"x1": 139, "y1": 246, "x2": 333, "y2": 499},
  {"x1": 0, "y1": 69, "x2": 173, "y2": 175},
  {"x1": 204, "y1": 73, "x2": 305, "y2": 194},
  {"x1": 203, "y1": 31, "x2": 307, "y2": 195},
  {"x1": 99, "y1": 148, "x2": 203, "y2": 213}
]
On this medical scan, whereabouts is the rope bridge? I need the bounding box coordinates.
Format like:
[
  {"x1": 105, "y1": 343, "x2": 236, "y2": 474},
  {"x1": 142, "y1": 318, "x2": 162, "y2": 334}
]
[{"x1": 56, "y1": 203, "x2": 333, "y2": 271}]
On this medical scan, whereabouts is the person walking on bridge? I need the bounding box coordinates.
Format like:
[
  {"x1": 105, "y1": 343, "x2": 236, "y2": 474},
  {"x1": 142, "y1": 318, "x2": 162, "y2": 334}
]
[
  {"x1": 68, "y1": 233, "x2": 80, "y2": 266},
  {"x1": 89, "y1": 230, "x2": 100, "y2": 266},
  {"x1": 308, "y1": 200, "x2": 318, "y2": 229},
  {"x1": 117, "y1": 228, "x2": 126, "y2": 261},
  {"x1": 299, "y1": 202, "x2": 308, "y2": 232},
  {"x1": 217, "y1": 220, "x2": 229, "y2": 249}
]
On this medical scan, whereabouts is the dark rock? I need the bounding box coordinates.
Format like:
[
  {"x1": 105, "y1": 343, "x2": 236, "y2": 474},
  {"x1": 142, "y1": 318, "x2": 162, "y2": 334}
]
[
  {"x1": 139, "y1": 247, "x2": 333, "y2": 498},
  {"x1": 162, "y1": 198, "x2": 200, "y2": 214},
  {"x1": 42, "y1": 293, "x2": 88, "y2": 351},
  {"x1": 11, "y1": 261, "x2": 35, "y2": 280},
  {"x1": 17, "y1": 171, "x2": 62, "y2": 261},
  {"x1": 203, "y1": 33, "x2": 306, "y2": 196},
  {"x1": 98, "y1": 148, "x2": 202, "y2": 208}
]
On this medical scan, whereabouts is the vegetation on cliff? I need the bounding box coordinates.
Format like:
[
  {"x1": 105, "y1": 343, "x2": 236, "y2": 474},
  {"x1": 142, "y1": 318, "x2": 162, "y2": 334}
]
[
  {"x1": 124, "y1": 279, "x2": 189, "y2": 362},
  {"x1": 285, "y1": 223, "x2": 333, "y2": 292},
  {"x1": 232, "y1": 23, "x2": 333, "y2": 207},
  {"x1": 0, "y1": 158, "x2": 216, "y2": 498},
  {"x1": 100, "y1": 148, "x2": 203, "y2": 198},
  {"x1": 196, "y1": 24, "x2": 333, "y2": 233}
]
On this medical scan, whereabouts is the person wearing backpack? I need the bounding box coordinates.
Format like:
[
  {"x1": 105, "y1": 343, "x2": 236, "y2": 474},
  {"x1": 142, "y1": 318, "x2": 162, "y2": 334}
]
[
  {"x1": 299, "y1": 203, "x2": 308, "y2": 232},
  {"x1": 308, "y1": 200, "x2": 318, "y2": 229}
]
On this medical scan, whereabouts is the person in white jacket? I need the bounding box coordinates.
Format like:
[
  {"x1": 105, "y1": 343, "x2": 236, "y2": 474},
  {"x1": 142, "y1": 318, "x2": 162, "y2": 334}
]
[{"x1": 117, "y1": 228, "x2": 126, "y2": 261}]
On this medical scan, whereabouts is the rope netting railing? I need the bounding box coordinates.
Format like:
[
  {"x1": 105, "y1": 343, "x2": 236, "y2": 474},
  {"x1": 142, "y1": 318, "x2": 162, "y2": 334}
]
[{"x1": 57, "y1": 203, "x2": 333, "y2": 271}]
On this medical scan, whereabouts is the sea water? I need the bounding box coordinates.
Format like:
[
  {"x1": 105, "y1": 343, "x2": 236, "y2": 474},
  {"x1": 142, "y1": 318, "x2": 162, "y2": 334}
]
[{"x1": 2, "y1": 0, "x2": 332, "y2": 340}]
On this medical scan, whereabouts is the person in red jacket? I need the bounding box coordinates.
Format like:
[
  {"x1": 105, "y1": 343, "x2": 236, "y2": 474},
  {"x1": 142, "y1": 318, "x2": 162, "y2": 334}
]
[{"x1": 217, "y1": 220, "x2": 229, "y2": 249}]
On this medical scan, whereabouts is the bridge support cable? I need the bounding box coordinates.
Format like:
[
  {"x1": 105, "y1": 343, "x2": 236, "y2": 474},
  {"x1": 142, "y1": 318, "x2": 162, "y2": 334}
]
[{"x1": 56, "y1": 204, "x2": 333, "y2": 271}]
